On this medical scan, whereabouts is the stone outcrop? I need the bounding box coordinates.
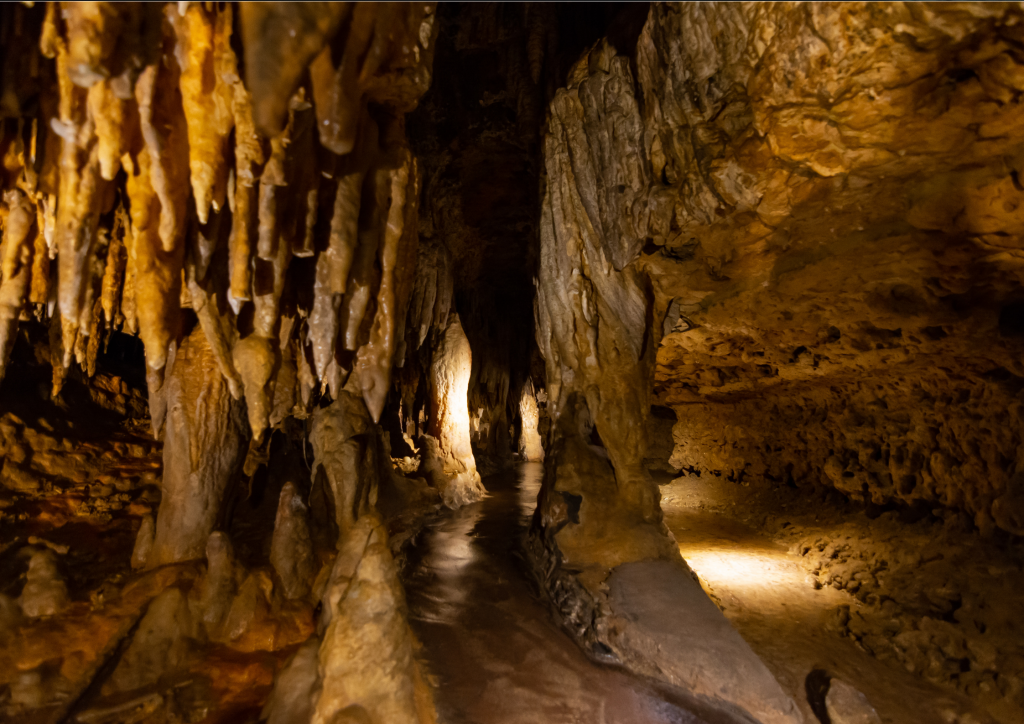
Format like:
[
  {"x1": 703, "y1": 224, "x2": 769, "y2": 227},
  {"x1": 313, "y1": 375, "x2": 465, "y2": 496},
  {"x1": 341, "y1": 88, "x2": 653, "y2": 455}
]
[
  {"x1": 148, "y1": 326, "x2": 247, "y2": 566},
  {"x1": 518, "y1": 378, "x2": 544, "y2": 462},
  {"x1": 422, "y1": 313, "x2": 485, "y2": 508},
  {"x1": 629, "y1": 2, "x2": 1024, "y2": 535},
  {"x1": 607, "y1": 560, "x2": 803, "y2": 724},
  {"x1": 310, "y1": 389, "x2": 437, "y2": 724},
  {"x1": 531, "y1": 37, "x2": 677, "y2": 586},
  {"x1": 524, "y1": 3, "x2": 1024, "y2": 720}
]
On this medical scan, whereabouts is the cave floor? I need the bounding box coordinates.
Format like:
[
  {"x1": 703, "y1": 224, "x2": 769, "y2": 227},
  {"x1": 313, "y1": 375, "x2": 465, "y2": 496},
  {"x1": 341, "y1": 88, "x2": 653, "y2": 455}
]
[
  {"x1": 660, "y1": 475, "x2": 995, "y2": 724},
  {"x1": 404, "y1": 462, "x2": 716, "y2": 724}
]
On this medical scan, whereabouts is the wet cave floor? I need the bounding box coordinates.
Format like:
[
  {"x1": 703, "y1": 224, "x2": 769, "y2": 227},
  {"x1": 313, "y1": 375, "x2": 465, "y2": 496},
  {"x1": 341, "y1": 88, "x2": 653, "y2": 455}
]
[
  {"x1": 404, "y1": 463, "x2": 1005, "y2": 724},
  {"x1": 403, "y1": 463, "x2": 711, "y2": 724}
]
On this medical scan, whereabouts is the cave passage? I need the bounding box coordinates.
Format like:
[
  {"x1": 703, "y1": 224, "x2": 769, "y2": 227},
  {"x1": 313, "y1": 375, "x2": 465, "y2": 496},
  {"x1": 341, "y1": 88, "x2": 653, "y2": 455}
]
[
  {"x1": 403, "y1": 463, "x2": 712, "y2": 724},
  {"x1": 2, "y1": 3, "x2": 1024, "y2": 724}
]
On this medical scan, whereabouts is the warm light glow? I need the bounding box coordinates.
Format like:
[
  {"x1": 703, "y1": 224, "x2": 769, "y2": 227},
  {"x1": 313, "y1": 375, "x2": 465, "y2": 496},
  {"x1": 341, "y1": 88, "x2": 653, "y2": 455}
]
[{"x1": 680, "y1": 549, "x2": 807, "y2": 594}]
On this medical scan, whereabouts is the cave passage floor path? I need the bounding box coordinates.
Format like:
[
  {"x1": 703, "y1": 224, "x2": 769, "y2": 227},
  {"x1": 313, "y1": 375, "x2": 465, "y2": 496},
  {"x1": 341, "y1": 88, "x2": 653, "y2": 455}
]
[
  {"x1": 404, "y1": 462, "x2": 709, "y2": 724},
  {"x1": 659, "y1": 476, "x2": 991, "y2": 724}
]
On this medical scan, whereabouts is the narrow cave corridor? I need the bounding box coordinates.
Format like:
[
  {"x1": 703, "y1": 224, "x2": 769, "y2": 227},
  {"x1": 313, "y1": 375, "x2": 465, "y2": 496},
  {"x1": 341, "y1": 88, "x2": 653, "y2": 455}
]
[{"x1": 1, "y1": 3, "x2": 1023, "y2": 724}]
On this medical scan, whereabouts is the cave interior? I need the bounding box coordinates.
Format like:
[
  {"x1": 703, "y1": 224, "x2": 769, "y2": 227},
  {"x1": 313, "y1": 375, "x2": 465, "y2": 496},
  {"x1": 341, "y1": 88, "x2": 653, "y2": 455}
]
[{"x1": 1, "y1": 3, "x2": 1023, "y2": 724}]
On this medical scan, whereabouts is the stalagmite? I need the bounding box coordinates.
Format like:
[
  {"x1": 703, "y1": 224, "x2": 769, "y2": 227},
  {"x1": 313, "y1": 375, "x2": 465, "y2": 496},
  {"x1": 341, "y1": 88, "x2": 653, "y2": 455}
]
[
  {"x1": 309, "y1": 389, "x2": 437, "y2": 724},
  {"x1": 148, "y1": 326, "x2": 247, "y2": 566},
  {"x1": 191, "y1": 531, "x2": 243, "y2": 637},
  {"x1": 518, "y1": 378, "x2": 544, "y2": 462},
  {"x1": 270, "y1": 481, "x2": 316, "y2": 600},
  {"x1": 18, "y1": 548, "x2": 68, "y2": 618},
  {"x1": 423, "y1": 313, "x2": 484, "y2": 508}
]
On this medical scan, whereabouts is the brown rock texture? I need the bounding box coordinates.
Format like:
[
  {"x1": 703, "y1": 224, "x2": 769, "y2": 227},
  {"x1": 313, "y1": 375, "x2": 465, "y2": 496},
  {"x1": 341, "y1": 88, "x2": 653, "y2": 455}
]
[
  {"x1": 148, "y1": 326, "x2": 247, "y2": 566},
  {"x1": 310, "y1": 390, "x2": 437, "y2": 724},
  {"x1": 423, "y1": 313, "x2": 485, "y2": 508},
  {"x1": 532, "y1": 37, "x2": 677, "y2": 581},
  {"x1": 526, "y1": 3, "x2": 1024, "y2": 719},
  {"x1": 626, "y1": 2, "x2": 1024, "y2": 536}
]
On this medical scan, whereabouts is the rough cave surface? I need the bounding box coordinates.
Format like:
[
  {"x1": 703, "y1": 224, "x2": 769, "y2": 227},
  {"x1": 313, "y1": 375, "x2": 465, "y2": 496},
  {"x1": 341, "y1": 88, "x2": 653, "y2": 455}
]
[{"x1": 1, "y1": 3, "x2": 1024, "y2": 724}]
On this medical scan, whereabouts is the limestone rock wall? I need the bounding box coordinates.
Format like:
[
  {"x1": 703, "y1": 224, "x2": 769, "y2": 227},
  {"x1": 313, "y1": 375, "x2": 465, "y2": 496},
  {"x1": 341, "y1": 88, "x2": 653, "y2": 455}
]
[
  {"x1": 563, "y1": 2, "x2": 1024, "y2": 535},
  {"x1": 533, "y1": 38, "x2": 676, "y2": 576}
]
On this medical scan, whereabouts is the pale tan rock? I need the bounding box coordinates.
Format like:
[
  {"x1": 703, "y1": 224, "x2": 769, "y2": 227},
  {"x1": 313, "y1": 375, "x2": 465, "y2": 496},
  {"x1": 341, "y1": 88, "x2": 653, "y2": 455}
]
[
  {"x1": 190, "y1": 531, "x2": 243, "y2": 637},
  {"x1": 130, "y1": 513, "x2": 154, "y2": 569},
  {"x1": 518, "y1": 378, "x2": 544, "y2": 462},
  {"x1": 312, "y1": 512, "x2": 432, "y2": 724},
  {"x1": 261, "y1": 638, "x2": 322, "y2": 724},
  {"x1": 423, "y1": 313, "x2": 484, "y2": 508},
  {"x1": 148, "y1": 326, "x2": 247, "y2": 566},
  {"x1": 271, "y1": 481, "x2": 317, "y2": 601},
  {"x1": 106, "y1": 587, "x2": 199, "y2": 693},
  {"x1": 18, "y1": 548, "x2": 68, "y2": 618},
  {"x1": 309, "y1": 391, "x2": 437, "y2": 724},
  {"x1": 826, "y1": 680, "x2": 882, "y2": 724}
]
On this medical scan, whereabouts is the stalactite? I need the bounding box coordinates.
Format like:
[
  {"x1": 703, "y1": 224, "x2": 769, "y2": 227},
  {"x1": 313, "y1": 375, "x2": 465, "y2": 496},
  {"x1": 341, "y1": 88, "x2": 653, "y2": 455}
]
[
  {"x1": 99, "y1": 206, "x2": 127, "y2": 327},
  {"x1": 172, "y1": 3, "x2": 235, "y2": 224},
  {"x1": 0, "y1": 190, "x2": 36, "y2": 383},
  {"x1": 238, "y1": 2, "x2": 351, "y2": 138},
  {"x1": 0, "y1": 1, "x2": 437, "y2": 443},
  {"x1": 87, "y1": 80, "x2": 134, "y2": 182},
  {"x1": 355, "y1": 145, "x2": 417, "y2": 421},
  {"x1": 50, "y1": 16, "x2": 109, "y2": 336}
]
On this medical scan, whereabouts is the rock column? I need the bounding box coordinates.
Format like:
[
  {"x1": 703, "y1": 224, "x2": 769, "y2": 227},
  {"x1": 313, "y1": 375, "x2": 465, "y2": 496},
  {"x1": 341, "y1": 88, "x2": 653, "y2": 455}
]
[
  {"x1": 148, "y1": 326, "x2": 247, "y2": 566},
  {"x1": 422, "y1": 313, "x2": 485, "y2": 507},
  {"x1": 531, "y1": 40, "x2": 675, "y2": 579},
  {"x1": 518, "y1": 379, "x2": 544, "y2": 462},
  {"x1": 309, "y1": 388, "x2": 436, "y2": 724}
]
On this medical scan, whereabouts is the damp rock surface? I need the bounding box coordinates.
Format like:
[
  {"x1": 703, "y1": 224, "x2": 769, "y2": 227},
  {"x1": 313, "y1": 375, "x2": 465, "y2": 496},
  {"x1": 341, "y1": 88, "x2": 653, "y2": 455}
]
[{"x1": 606, "y1": 559, "x2": 803, "y2": 724}]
